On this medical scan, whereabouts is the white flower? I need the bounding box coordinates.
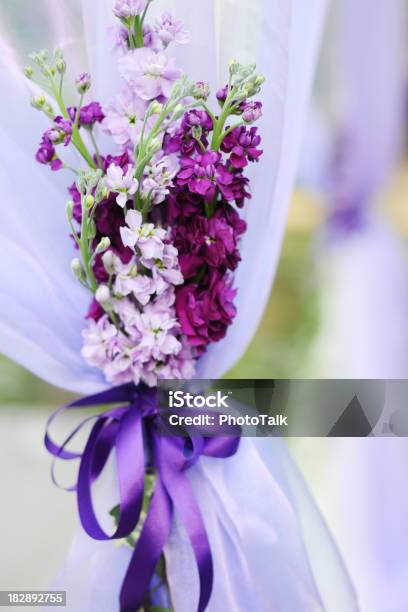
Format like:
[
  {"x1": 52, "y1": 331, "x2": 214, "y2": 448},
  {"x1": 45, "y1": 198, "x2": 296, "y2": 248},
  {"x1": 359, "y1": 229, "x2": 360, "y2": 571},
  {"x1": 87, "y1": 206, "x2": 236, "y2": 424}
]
[
  {"x1": 120, "y1": 209, "x2": 166, "y2": 260},
  {"x1": 105, "y1": 164, "x2": 139, "y2": 208}
]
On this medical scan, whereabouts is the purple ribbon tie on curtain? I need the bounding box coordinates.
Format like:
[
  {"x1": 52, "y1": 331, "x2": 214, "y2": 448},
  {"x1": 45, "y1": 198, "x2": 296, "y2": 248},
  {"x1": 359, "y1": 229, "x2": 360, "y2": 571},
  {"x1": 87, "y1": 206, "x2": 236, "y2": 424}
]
[{"x1": 44, "y1": 383, "x2": 240, "y2": 612}]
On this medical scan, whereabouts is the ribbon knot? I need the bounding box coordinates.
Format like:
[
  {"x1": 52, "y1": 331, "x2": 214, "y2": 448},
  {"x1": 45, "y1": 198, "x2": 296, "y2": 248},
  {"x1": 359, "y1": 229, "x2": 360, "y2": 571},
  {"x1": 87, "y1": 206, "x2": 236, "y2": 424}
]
[{"x1": 44, "y1": 383, "x2": 240, "y2": 612}]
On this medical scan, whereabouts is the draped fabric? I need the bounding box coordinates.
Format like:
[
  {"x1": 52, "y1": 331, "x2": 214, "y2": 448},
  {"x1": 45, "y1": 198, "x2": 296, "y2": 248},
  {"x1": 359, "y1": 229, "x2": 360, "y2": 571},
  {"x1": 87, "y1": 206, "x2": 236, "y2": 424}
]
[
  {"x1": 308, "y1": 0, "x2": 408, "y2": 377},
  {"x1": 0, "y1": 1, "x2": 360, "y2": 610},
  {"x1": 300, "y1": 2, "x2": 408, "y2": 611}
]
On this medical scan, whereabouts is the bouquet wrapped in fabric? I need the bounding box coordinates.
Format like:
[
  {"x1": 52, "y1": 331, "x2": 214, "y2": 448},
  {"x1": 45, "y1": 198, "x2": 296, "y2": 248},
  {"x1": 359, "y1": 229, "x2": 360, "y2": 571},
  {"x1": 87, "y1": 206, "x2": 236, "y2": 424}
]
[
  {"x1": 31, "y1": 5, "x2": 264, "y2": 389},
  {"x1": 0, "y1": 1, "x2": 360, "y2": 611},
  {"x1": 27, "y1": 4, "x2": 265, "y2": 609}
]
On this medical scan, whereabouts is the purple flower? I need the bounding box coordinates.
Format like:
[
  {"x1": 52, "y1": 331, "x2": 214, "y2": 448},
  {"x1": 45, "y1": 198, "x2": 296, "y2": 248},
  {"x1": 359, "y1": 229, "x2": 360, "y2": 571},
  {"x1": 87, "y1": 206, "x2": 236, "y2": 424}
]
[
  {"x1": 153, "y1": 12, "x2": 189, "y2": 47},
  {"x1": 68, "y1": 102, "x2": 104, "y2": 127},
  {"x1": 80, "y1": 102, "x2": 104, "y2": 125},
  {"x1": 221, "y1": 126, "x2": 263, "y2": 168},
  {"x1": 86, "y1": 298, "x2": 105, "y2": 322},
  {"x1": 177, "y1": 151, "x2": 234, "y2": 201},
  {"x1": 162, "y1": 110, "x2": 213, "y2": 157},
  {"x1": 118, "y1": 48, "x2": 182, "y2": 100},
  {"x1": 181, "y1": 110, "x2": 213, "y2": 133},
  {"x1": 46, "y1": 116, "x2": 72, "y2": 146},
  {"x1": 242, "y1": 101, "x2": 263, "y2": 124},
  {"x1": 216, "y1": 86, "x2": 228, "y2": 105},
  {"x1": 175, "y1": 272, "x2": 237, "y2": 351},
  {"x1": 113, "y1": 0, "x2": 148, "y2": 19},
  {"x1": 35, "y1": 135, "x2": 62, "y2": 171},
  {"x1": 172, "y1": 205, "x2": 246, "y2": 278}
]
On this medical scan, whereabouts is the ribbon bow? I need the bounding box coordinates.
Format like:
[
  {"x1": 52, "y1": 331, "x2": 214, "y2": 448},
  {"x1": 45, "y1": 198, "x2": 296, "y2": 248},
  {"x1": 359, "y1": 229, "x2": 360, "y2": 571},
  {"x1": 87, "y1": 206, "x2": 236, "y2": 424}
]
[{"x1": 45, "y1": 383, "x2": 240, "y2": 612}]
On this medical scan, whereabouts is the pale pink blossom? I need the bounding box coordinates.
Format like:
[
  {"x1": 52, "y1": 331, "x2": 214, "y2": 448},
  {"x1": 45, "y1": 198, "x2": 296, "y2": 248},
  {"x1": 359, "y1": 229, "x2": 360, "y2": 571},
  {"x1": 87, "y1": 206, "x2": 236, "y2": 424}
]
[
  {"x1": 154, "y1": 12, "x2": 189, "y2": 47},
  {"x1": 118, "y1": 48, "x2": 182, "y2": 100},
  {"x1": 103, "y1": 88, "x2": 149, "y2": 150},
  {"x1": 113, "y1": 0, "x2": 148, "y2": 19},
  {"x1": 81, "y1": 316, "x2": 118, "y2": 367}
]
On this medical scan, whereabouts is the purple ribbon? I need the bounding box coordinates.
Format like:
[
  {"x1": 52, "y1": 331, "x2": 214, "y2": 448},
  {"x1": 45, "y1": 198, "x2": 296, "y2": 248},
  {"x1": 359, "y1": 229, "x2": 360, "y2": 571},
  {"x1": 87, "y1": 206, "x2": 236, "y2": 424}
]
[{"x1": 45, "y1": 383, "x2": 240, "y2": 612}]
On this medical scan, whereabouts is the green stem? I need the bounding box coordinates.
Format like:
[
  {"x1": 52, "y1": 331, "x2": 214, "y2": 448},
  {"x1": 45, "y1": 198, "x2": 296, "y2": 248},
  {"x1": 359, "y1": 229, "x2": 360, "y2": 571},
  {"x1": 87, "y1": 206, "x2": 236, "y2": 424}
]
[
  {"x1": 89, "y1": 129, "x2": 103, "y2": 168},
  {"x1": 49, "y1": 74, "x2": 96, "y2": 168},
  {"x1": 211, "y1": 87, "x2": 238, "y2": 150},
  {"x1": 134, "y1": 16, "x2": 144, "y2": 47},
  {"x1": 80, "y1": 197, "x2": 97, "y2": 293},
  {"x1": 127, "y1": 27, "x2": 136, "y2": 49}
]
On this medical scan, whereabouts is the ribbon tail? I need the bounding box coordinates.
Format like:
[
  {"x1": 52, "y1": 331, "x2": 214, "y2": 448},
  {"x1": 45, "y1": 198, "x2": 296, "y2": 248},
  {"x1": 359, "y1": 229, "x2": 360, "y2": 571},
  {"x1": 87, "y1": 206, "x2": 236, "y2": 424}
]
[
  {"x1": 119, "y1": 478, "x2": 172, "y2": 612},
  {"x1": 159, "y1": 439, "x2": 213, "y2": 612}
]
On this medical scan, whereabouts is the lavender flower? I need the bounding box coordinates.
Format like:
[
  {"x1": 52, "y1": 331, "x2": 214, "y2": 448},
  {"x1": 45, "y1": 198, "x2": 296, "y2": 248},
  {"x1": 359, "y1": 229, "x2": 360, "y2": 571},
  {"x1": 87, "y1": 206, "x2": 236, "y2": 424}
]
[
  {"x1": 81, "y1": 316, "x2": 118, "y2": 367},
  {"x1": 153, "y1": 12, "x2": 189, "y2": 47},
  {"x1": 118, "y1": 48, "x2": 182, "y2": 100},
  {"x1": 105, "y1": 163, "x2": 139, "y2": 208},
  {"x1": 103, "y1": 88, "x2": 149, "y2": 150},
  {"x1": 113, "y1": 259, "x2": 154, "y2": 305},
  {"x1": 141, "y1": 154, "x2": 179, "y2": 204},
  {"x1": 242, "y1": 101, "x2": 263, "y2": 124},
  {"x1": 113, "y1": 0, "x2": 148, "y2": 19}
]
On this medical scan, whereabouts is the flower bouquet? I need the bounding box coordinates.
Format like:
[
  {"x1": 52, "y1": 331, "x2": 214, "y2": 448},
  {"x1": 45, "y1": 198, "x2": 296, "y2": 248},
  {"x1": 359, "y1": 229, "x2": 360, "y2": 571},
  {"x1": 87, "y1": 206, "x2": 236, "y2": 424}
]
[
  {"x1": 27, "y1": 2, "x2": 266, "y2": 609},
  {"x1": 0, "y1": 1, "x2": 359, "y2": 611}
]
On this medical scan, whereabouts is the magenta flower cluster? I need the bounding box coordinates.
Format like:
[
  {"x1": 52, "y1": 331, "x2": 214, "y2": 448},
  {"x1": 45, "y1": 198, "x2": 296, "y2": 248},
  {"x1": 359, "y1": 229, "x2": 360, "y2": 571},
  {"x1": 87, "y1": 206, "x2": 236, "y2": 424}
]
[{"x1": 161, "y1": 108, "x2": 262, "y2": 352}]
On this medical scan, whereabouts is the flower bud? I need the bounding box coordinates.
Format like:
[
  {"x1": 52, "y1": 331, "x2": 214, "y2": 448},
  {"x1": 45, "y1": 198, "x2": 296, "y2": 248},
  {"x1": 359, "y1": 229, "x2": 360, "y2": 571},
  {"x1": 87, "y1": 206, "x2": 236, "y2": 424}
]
[
  {"x1": 102, "y1": 250, "x2": 115, "y2": 274},
  {"x1": 88, "y1": 219, "x2": 97, "y2": 239},
  {"x1": 56, "y1": 58, "x2": 66, "y2": 75},
  {"x1": 95, "y1": 237, "x2": 111, "y2": 255},
  {"x1": 95, "y1": 284, "x2": 111, "y2": 304},
  {"x1": 24, "y1": 66, "x2": 33, "y2": 79},
  {"x1": 191, "y1": 125, "x2": 203, "y2": 140},
  {"x1": 85, "y1": 194, "x2": 95, "y2": 208},
  {"x1": 149, "y1": 101, "x2": 164, "y2": 116},
  {"x1": 31, "y1": 95, "x2": 46, "y2": 109},
  {"x1": 75, "y1": 72, "x2": 91, "y2": 95},
  {"x1": 71, "y1": 258, "x2": 86, "y2": 282},
  {"x1": 228, "y1": 59, "x2": 240, "y2": 75},
  {"x1": 242, "y1": 101, "x2": 263, "y2": 124},
  {"x1": 66, "y1": 199, "x2": 74, "y2": 221},
  {"x1": 147, "y1": 137, "x2": 162, "y2": 155},
  {"x1": 193, "y1": 81, "x2": 210, "y2": 101}
]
